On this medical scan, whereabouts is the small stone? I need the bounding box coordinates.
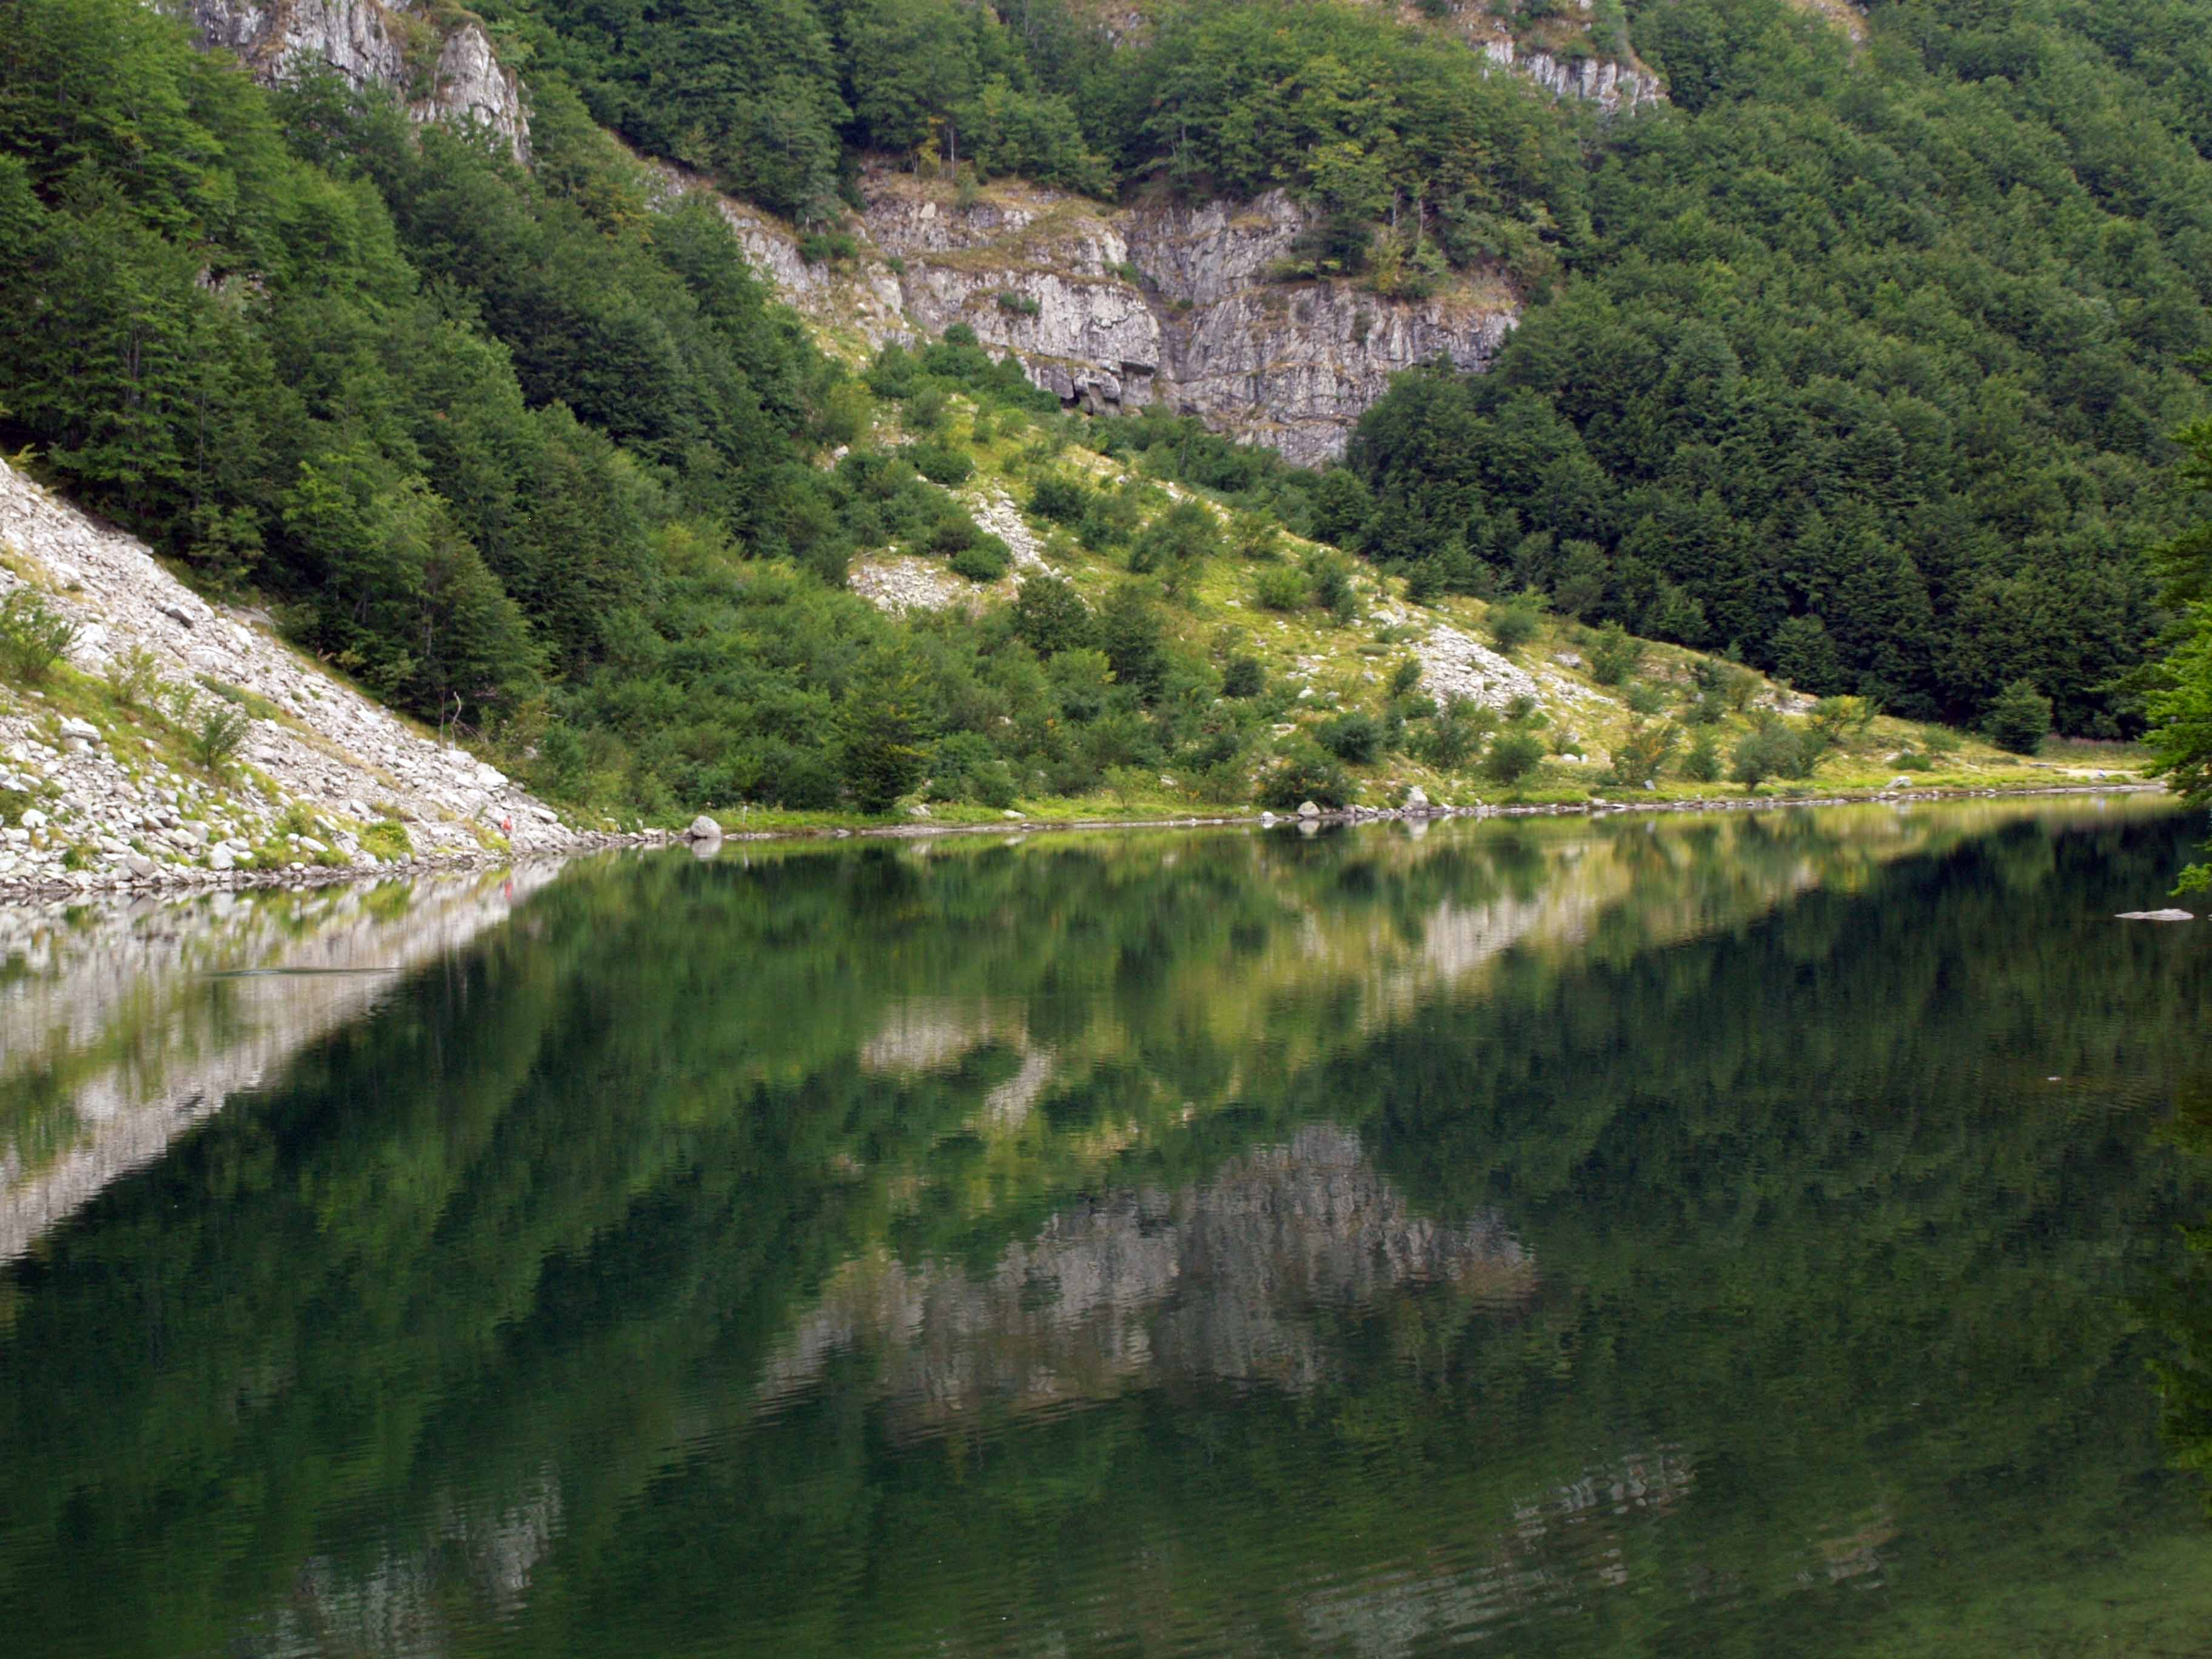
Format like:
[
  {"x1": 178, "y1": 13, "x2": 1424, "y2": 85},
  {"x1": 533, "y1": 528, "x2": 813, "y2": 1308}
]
[
  {"x1": 907, "y1": 803, "x2": 931, "y2": 819},
  {"x1": 125, "y1": 855, "x2": 155, "y2": 877},
  {"x1": 19, "y1": 809, "x2": 47, "y2": 830},
  {"x1": 1889, "y1": 776, "x2": 1914, "y2": 788},
  {"x1": 2116, "y1": 909, "x2": 2194, "y2": 922},
  {"x1": 58, "y1": 716, "x2": 99, "y2": 740},
  {"x1": 1002, "y1": 809, "x2": 1025, "y2": 820},
  {"x1": 208, "y1": 845, "x2": 235, "y2": 871}
]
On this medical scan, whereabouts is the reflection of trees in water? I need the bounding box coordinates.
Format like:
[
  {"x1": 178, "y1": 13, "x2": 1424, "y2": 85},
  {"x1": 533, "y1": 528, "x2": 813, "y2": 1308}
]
[
  {"x1": 760, "y1": 1125, "x2": 1535, "y2": 1432},
  {"x1": 2148, "y1": 1078, "x2": 2212, "y2": 1515},
  {"x1": 0, "y1": 801, "x2": 2203, "y2": 1658}
]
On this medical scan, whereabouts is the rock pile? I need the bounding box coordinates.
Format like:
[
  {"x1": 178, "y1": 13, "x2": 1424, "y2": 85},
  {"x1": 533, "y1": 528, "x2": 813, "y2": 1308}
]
[{"x1": 0, "y1": 460, "x2": 615, "y2": 898}]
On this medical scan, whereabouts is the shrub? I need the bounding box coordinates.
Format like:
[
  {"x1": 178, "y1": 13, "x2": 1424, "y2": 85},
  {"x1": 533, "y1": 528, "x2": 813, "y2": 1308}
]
[
  {"x1": 1048, "y1": 647, "x2": 1116, "y2": 722},
  {"x1": 104, "y1": 645, "x2": 164, "y2": 708},
  {"x1": 928, "y1": 732, "x2": 1019, "y2": 808},
  {"x1": 191, "y1": 703, "x2": 253, "y2": 770},
  {"x1": 1480, "y1": 729, "x2": 1547, "y2": 786},
  {"x1": 1416, "y1": 695, "x2": 1495, "y2": 768},
  {"x1": 1985, "y1": 679, "x2": 2052, "y2": 754},
  {"x1": 906, "y1": 384, "x2": 950, "y2": 432},
  {"x1": 797, "y1": 230, "x2": 860, "y2": 264},
  {"x1": 1253, "y1": 565, "x2": 1310, "y2": 611},
  {"x1": 0, "y1": 590, "x2": 78, "y2": 682},
  {"x1": 1624, "y1": 680, "x2": 1668, "y2": 716},
  {"x1": 1221, "y1": 654, "x2": 1265, "y2": 698},
  {"x1": 1809, "y1": 695, "x2": 1878, "y2": 746},
  {"x1": 360, "y1": 818, "x2": 412, "y2": 860},
  {"x1": 908, "y1": 441, "x2": 973, "y2": 486},
  {"x1": 1589, "y1": 622, "x2": 1645, "y2": 686},
  {"x1": 1012, "y1": 575, "x2": 1095, "y2": 657},
  {"x1": 1388, "y1": 657, "x2": 1423, "y2": 697},
  {"x1": 1029, "y1": 474, "x2": 1091, "y2": 525},
  {"x1": 1308, "y1": 553, "x2": 1358, "y2": 623},
  {"x1": 1680, "y1": 727, "x2": 1721, "y2": 782},
  {"x1": 1729, "y1": 720, "x2": 1800, "y2": 790},
  {"x1": 1609, "y1": 719, "x2": 1680, "y2": 787},
  {"x1": 950, "y1": 538, "x2": 1012, "y2": 581},
  {"x1": 1259, "y1": 741, "x2": 1352, "y2": 809},
  {"x1": 1489, "y1": 597, "x2": 1543, "y2": 654},
  {"x1": 996, "y1": 290, "x2": 1042, "y2": 317},
  {"x1": 1317, "y1": 711, "x2": 1384, "y2": 764}
]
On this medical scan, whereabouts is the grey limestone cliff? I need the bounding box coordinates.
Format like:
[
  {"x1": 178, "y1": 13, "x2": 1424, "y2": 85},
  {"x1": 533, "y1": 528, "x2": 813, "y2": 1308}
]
[{"x1": 175, "y1": 0, "x2": 528, "y2": 156}]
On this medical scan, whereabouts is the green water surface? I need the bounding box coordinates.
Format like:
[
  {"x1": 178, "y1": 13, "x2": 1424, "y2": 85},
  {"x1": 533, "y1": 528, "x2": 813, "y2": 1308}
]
[{"x1": 3, "y1": 799, "x2": 2210, "y2": 1657}]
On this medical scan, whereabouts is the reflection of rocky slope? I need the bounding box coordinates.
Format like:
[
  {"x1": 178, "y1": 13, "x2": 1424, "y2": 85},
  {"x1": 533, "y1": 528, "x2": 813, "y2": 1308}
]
[
  {"x1": 760, "y1": 1126, "x2": 1534, "y2": 1432},
  {"x1": 0, "y1": 866, "x2": 557, "y2": 1258}
]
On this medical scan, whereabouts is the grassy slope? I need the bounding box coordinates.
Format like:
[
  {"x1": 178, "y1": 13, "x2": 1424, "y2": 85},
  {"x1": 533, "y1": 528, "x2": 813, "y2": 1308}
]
[{"x1": 819, "y1": 387, "x2": 2149, "y2": 833}]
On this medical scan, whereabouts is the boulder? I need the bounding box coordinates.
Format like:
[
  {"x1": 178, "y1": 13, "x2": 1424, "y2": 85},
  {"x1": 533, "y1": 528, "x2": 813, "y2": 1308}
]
[
  {"x1": 2116, "y1": 909, "x2": 2194, "y2": 922},
  {"x1": 1404, "y1": 785, "x2": 1429, "y2": 809},
  {"x1": 1296, "y1": 800, "x2": 1321, "y2": 819},
  {"x1": 208, "y1": 845, "x2": 235, "y2": 871},
  {"x1": 683, "y1": 814, "x2": 723, "y2": 842},
  {"x1": 19, "y1": 808, "x2": 47, "y2": 830},
  {"x1": 58, "y1": 716, "x2": 99, "y2": 740},
  {"x1": 1889, "y1": 776, "x2": 1914, "y2": 788}
]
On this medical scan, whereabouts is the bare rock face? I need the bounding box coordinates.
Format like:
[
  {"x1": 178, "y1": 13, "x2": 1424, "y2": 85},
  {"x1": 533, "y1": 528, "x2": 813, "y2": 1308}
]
[
  {"x1": 848, "y1": 173, "x2": 1520, "y2": 466},
  {"x1": 176, "y1": 0, "x2": 529, "y2": 157}
]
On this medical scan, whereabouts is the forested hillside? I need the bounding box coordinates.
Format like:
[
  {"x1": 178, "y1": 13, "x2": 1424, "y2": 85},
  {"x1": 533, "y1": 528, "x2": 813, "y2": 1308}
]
[{"x1": 2, "y1": 0, "x2": 2204, "y2": 823}]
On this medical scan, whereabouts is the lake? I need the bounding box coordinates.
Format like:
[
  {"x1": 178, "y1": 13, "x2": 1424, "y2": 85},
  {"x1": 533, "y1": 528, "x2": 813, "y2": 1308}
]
[{"x1": 2, "y1": 797, "x2": 2210, "y2": 1657}]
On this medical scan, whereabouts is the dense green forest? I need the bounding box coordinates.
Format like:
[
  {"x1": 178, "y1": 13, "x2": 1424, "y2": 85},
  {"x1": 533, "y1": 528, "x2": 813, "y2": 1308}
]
[{"x1": 5, "y1": 0, "x2": 2210, "y2": 819}]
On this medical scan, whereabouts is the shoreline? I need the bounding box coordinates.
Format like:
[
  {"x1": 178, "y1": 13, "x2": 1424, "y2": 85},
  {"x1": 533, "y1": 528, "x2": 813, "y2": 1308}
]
[{"x1": 0, "y1": 782, "x2": 2171, "y2": 904}]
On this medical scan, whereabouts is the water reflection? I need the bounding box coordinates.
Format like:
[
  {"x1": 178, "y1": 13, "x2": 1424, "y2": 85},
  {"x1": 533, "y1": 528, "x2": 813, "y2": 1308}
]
[
  {"x1": 762, "y1": 1125, "x2": 1535, "y2": 1431},
  {"x1": 0, "y1": 797, "x2": 2206, "y2": 1659}
]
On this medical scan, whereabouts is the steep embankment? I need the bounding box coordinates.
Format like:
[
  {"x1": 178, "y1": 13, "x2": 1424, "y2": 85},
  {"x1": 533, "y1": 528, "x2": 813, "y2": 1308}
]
[{"x1": 0, "y1": 459, "x2": 587, "y2": 895}]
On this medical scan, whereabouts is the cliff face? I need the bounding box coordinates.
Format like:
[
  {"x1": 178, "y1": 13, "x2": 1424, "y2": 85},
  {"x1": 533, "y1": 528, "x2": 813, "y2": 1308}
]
[
  {"x1": 731, "y1": 170, "x2": 1516, "y2": 468},
  {"x1": 176, "y1": 0, "x2": 529, "y2": 156}
]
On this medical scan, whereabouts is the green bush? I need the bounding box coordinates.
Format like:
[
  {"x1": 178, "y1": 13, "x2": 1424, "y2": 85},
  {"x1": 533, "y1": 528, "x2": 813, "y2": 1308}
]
[
  {"x1": 1729, "y1": 721, "x2": 1801, "y2": 791},
  {"x1": 190, "y1": 703, "x2": 252, "y2": 771},
  {"x1": 1608, "y1": 719, "x2": 1680, "y2": 788},
  {"x1": 1680, "y1": 728, "x2": 1721, "y2": 783},
  {"x1": 1589, "y1": 622, "x2": 1645, "y2": 686},
  {"x1": 1985, "y1": 679, "x2": 2053, "y2": 754},
  {"x1": 908, "y1": 441, "x2": 973, "y2": 486},
  {"x1": 1308, "y1": 553, "x2": 1359, "y2": 624},
  {"x1": 1489, "y1": 599, "x2": 1542, "y2": 654},
  {"x1": 1480, "y1": 729, "x2": 1547, "y2": 786},
  {"x1": 995, "y1": 291, "x2": 1042, "y2": 317},
  {"x1": 950, "y1": 538, "x2": 1012, "y2": 581},
  {"x1": 103, "y1": 645, "x2": 164, "y2": 708},
  {"x1": 1317, "y1": 711, "x2": 1384, "y2": 764},
  {"x1": 0, "y1": 590, "x2": 78, "y2": 682},
  {"x1": 1253, "y1": 566, "x2": 1310, "y2": 611},
  {"x1": 360, "y1": 818, "x2": 412, "y2": 860},
  {"x1": 1416, "y1": 695, "x2": 1495, "y2": 768},
  {"x1": 1259, "y1": 741, "x2": 1352, "y2": 809},
  {"x1": 1221, "y1": 654, "x2": 1265, "y2": 698},
  {"x1": 1028, "y1": 474, "x2": 1091, "y2": 525},
  {"x1": 1624, "y1": 680, "x2": 1668, "y2": 716}
]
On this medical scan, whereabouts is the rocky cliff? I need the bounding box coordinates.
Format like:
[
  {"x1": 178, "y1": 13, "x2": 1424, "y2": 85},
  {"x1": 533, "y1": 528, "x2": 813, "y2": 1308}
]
[{"x1": 174, "y1": 0, "x2": 528, "y2": 156}]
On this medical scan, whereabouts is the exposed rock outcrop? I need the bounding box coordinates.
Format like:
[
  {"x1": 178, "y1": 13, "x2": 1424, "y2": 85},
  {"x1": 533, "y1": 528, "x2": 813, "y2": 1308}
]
[
  {"x1": 174, "y1": 0, "x2": 529, "y2": 156},
  {"x1": 1, "y1": 458, "x2": 581, "y2": 894}
]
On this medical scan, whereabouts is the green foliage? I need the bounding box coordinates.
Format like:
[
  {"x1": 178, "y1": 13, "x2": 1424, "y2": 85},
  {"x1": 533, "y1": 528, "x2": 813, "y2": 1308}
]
[
  {"x1": 1259, "y1": 740, "x2": 1351, "y2": 808},
  {"x1": 907, "y1": 441, "x2": 973, "y2": 486},
  {"x1": 0, "y1": 589, "x2": 76, "y2": 682},
  {"x1": 358, "y1": 817, "x2": 412, "y2": 860},
  {"x1": 994, "y1": 290, "x2": 1041, "y2": 317},
  {"x1": 1306, "y1": 551, "x2": 1358, "y2": 624},
  {"x1": 1680, "y1": 725, "x2": 1722, "y2": 783},
  {"x1": 1730, "y1": 719, "x2": 1802, "y2": 791},
  {"x1": 1415, "y1": 695, "x2": 1495, "y2": 769},
  {"x1": 1587, "y1": 623, "x2": 1644, "y2": 688},
  {"x1": 1986, "y1": 679, "x2": 2054, "y2": 756},
  {"x1": 188, "y1": 702, "x2": 252, "y2": 771},
  {"x1": 1488, "y1": 597, "x2": 1542, "y2": 654},
  {"x1": 949, "y1": 536, "x2": 1011, "y2": 582},
  {"x1": 1316, "y1": 711, "x2": 1383, "y2": 765},
  {"x1": 101, "y1": 645, "x2": 163, "y2": 708},
  {"x1": 1347, "y1": 0, "x2": 2212, "y2": 737},
  {"x1": 1808, "y1": 695, "x2": 1877, "y2": 747},
  {"x1": 1480, "y1": 728, "x2": 1547, "y2": 786},
  {"x1": 1028, "y1": 474, "x2": 1091, "y2": 526},
  {"x1": 1219, "y1": 653, "x2": 1264, "y2": 698},
  {"x1": 1608, "y1": 719, "x2": 1680, "y2": 788},
  {"x1": 1252, "y1": 565, "x2": 1309, "y2": 612}
]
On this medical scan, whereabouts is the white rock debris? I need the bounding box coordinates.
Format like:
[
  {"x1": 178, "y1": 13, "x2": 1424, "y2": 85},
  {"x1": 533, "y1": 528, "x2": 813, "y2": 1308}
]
[{"x1": 0, "y1": 460, "x2": 589, "y2": 896}]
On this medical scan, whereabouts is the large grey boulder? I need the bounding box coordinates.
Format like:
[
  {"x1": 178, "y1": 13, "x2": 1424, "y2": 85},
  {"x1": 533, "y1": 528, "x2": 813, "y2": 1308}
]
[{"x1": 683, "y1": 814, "x2": 723, "y2": 842}]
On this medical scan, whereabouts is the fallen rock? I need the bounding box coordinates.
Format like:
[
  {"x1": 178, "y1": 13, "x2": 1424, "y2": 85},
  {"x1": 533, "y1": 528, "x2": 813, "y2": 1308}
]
[
  {"x1": 683, "y1": 814, "x2": 723, "y2": 842},
  {"x1": 1296, "y1": 801, "x2": 1321, "y2": 819},
  {"x1": 2116, "y1": 909, "x2": 2194, "y2": 921},
  {"x1": 1404, "y1": 785, "x2": 1429, "y2": 809}
]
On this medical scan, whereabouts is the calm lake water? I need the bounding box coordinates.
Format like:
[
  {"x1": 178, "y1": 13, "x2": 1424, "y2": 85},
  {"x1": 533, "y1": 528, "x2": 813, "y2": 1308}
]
[{"x1": 3, "y1": 799, "x2": 2210, "y2": 1657}]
